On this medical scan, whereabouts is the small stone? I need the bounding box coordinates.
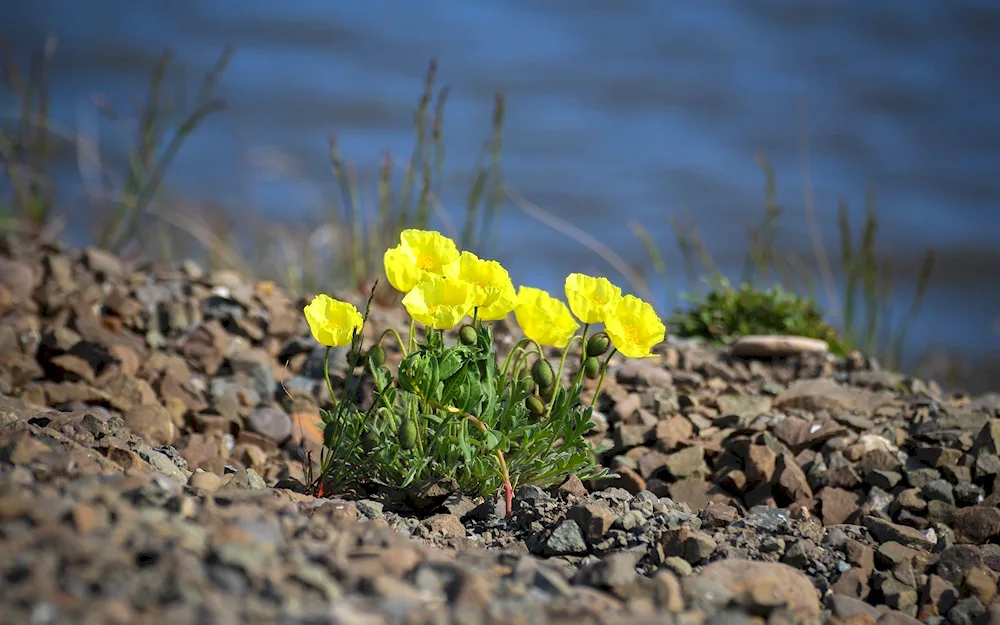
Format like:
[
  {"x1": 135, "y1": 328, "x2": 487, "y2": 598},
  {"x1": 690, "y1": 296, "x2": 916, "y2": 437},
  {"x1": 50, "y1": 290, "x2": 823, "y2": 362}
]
[
  {"x1": 423, "y1": 513, "x2": 466, "y2": 538},
  {"x1": 662, "y1": 556, "x2": 692, "y2": 577},
  {"x1": 818, "y1": 486, "x2": 859, "y2": 526},
  {"x1": 864, "y1": 516, "x2": 935, "y2": 550},
  {"x1": 663, "y1": 445, "x2": 707, "y2": 479},
  {"x1": 937, "y1": 545, "x2": 984, "y2": 585},
  {"x1": 123, "y1": 403, "x2": 177, "y2": 446},
  {"x1": 574, "y1": 551, "x2": 641, "y2": 592},
  {"x1": 543, "y1": 519, "x2": 588, "y2": 556},
  {"x1": 866, "y1": 469, "x2": 902, "y2": 490},
  {"x1": 952, "y1": 506, "x2": 1000, "y2": 544},
  {"x1": 963, "y1": 567, "x2": 997, "y2": 605},
  {"x1": 555, "y1": 474, "x2": 588, "y2": 499},
  {"x1": 922, "y1": 480, "x2": 956, "y2": 506},
  {"x1": 923, "y1": 574, "x2": 958, "y2": 617},
  {"x1": 947, "y1": 597, "x2": 986, "y2": 625},
  {"x1": 246, "y1": 406, "x2": 293, "y2": 444},
  {"x1": 828, "y1": 594, "x2": 880, "y2": 620},
  {"x1": 652, "y1": 570, "x2": 685, "y2": 612},
  {"x1": 729, "y1": 335, "x2": 828, "y2": 357},
  {"x1": 221, "y1": 468, "x2": 267, "y2": 490},
  {"x1": 832, "y1": 568, "x2": 869, "y2": 599},
  {"x1": 188, "y1": 470, "x2": 224, "y2": 493},
  {"x1": 697, "y1": 560, "x2": 820, "y2": 622},
  {"x1": 567, "y1": 502, "x2": 617, "y2": 544}
]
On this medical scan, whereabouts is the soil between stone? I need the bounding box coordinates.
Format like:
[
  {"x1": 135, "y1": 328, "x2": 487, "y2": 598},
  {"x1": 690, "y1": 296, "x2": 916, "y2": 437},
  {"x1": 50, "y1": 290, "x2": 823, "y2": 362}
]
[{"x1": 2, "y1": 236, "x2": 1000, "y2": 625}]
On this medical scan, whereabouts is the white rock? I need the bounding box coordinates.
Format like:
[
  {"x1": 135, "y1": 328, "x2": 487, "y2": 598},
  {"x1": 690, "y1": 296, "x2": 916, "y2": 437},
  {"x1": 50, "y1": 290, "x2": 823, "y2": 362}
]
[{"x1": 729, "y1": 335, "x2": 829, "y2": 358}]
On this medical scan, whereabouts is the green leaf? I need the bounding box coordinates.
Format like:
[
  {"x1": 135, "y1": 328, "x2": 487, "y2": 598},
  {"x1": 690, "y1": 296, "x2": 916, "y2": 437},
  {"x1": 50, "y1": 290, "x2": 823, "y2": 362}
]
[{"x1": 485, "y1": 430, "x2": 500, "y2": 451}]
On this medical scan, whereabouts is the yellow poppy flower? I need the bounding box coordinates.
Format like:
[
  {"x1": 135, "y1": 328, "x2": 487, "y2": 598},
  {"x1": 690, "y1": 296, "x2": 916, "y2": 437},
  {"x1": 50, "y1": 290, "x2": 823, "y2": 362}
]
[
  {"x1": 514, "y1": 286, "x2": 580, "y2": 348},
  {"x1": 444, "y1": 251, "x2": 517, "y2": 319},
  {"x1": 303, "y1": 294, "x2": 364, "y2": 347},
  {"x1": 402, "y1": 276, "x2": 475, "y2": 329},
  {"x1": 603, "y1": 295, "x2": 665, "y2": 358},
  {"x1": 383, "y1": 229, "x2": 460, "y2": 293},
  {"x1": 478, "y1": 280, "x2": 518, "y2": 321},
  {"x1": 564, "y1": 273, "x2": 622, "y2": 324}
]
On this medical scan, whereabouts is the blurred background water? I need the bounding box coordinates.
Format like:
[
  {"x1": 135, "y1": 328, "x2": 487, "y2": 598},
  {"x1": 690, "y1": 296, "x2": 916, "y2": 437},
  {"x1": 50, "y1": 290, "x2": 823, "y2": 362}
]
[{"x1": 5, "y1": 1, "x2": 1000, "y2": 389}]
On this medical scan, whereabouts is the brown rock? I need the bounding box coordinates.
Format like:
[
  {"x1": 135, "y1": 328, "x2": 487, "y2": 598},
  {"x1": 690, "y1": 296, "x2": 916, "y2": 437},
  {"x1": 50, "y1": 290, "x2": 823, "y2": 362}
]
[
  {"x1": 775, "y1": 452, "x2": 813, "y2": 504},
  {"x1": 40, "y1": 381, "x2": 110, "y2": 406},
  {"x1": 745, "y1": 444, "x2": 777, "y2": 486},
  {"x1": 636, "y1": 450, "x2": 668, "y2": 479},
  {"x1": 818, "y1": 487, "x2": 860, "y2": 526},
  {"x1": 776, "y1": 378, "x2": 893, "y2": 416},
  {"x1": 100, "y1": 373, "x2": 157, "y2": 412},
  {"x1": 668, "y1": 478, "x2": 730, "y2": 510},
  {"x1": 187, "y1": 470, "x2": 224, "y2": 493},
  {"x1": 697, "y1": 560, "x2": 820, "y2": 622},
  {"x1": 655, "y1": 416, "x2": 693, "y2": 450},
  {"x1": 613, "y1": 393, "x2": 642, "y2": 421},
  {"x1": 108, "y1": 344, "x2": 140, "y2": 376},
  {"x1": 423, "y1": 513, "x2": 466, "y2": 538},
  {"x1": 773, "y1": 416, "x2": 846, "y2": 452},
  {"x1": 48, "y1": 353, "x2": 96, "y2": 384},
  {"x1": 555, "y1": 474, "x2": 589, "y2": 499},
  {"x1": 846, "y1": 540, "x2": 876, "y2": 577},
  {"x1": 921, "y1": 574, "x2": 958, "y2": 617},
  {"x1": 963, "y1": 566, "x2": 998, "y2": 605},
  {"x1": 952, "y1": 506, "x2": 1000, "y2": 544},
  {"x1": 567, "y1": 502, "x2": 616, "y2": 544},
  {"x1": 832, "y1": 568, "x2": 870, "y2": 599},
  {"x1": 123, "y1": 403, "x2": 177, "y2": 446},
  {"x1": 729, "y1": 334, "x2": 828, "y2": 357},
  {"x1": 651, "y1": 570, "x2": 684, "y2": 612}
]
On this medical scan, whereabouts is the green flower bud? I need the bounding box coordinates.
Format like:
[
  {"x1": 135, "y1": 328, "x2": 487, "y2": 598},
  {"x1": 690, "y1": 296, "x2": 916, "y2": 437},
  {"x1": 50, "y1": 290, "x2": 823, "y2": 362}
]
[
  {"x1": 583, "y1": 356, "x2": 600, "y2": 379},
  {"x1": 525, "y1": 395, "x2": 546, "y2": 419},
  {"x1": 586, "y1": 332, "x2": 611, "y2": 358},
  {"x1": 398, "y1": 417, "x2": 417, "y2": 450},
  {"x1": 531, "y1": 358, "x2": 554, "y2": 390},
  {"x1": 361, "y1": 429, "x2": 379, "y2": 452},
  {"x1": 517, "y1": 371, "x2": 535, "y2": 394},
  {"x1": 459, "y1": 324, "x2": 477, "y2": 346},
  {"x1": 368, "y1": 345, "x2": 386, "y2": 368}
]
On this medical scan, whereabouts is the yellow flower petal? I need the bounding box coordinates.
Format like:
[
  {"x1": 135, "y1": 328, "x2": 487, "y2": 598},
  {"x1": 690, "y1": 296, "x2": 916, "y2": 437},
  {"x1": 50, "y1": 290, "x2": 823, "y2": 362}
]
[
  {"x1": 383, "y1": 229, "x2": 460, "y2": 293},
  {"x1": 514, "y1": 286, "x2": 579, "y2": 348},
  {"x1": 603, "y1": 295, "x2": 665, "y2": 358},
  {"x1": 478, "y1": 280, "x2": 518, "y2": 321},
  {"x1": 303, "y1": 294, "x2": 364, "y2": 347},
  {"x1": 564, "y1": 273, "x2": 623, "y2": 324},
  {"x1": 444, "y1": 251, "x2": 517, "y2": 318},
  {"x1": 402, "y1": 277, "x2": 475, "y2": 330}
]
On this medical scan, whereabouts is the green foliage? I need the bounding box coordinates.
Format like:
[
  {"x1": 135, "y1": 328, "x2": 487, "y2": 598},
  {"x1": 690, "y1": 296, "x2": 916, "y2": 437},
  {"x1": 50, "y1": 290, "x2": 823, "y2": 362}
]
[
  {"x1": 669, "y1": 275, "x2": 849, "y2": 355},
  {"x1": 309, "y1": 288, "x2": 611, "y2": 501},
  {"x1": 630, "y1": 156, "x2": 934, "y2": 369}
]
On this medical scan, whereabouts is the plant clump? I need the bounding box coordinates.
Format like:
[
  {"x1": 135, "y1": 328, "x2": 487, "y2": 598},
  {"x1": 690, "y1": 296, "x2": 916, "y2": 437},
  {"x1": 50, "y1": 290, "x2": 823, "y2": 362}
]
[
  {"x1": 669, "y1": 275, "x2": 848, "y2": 354},
  {"x1": 303, "y1": 229, "x2": 666, "y2": 515}
]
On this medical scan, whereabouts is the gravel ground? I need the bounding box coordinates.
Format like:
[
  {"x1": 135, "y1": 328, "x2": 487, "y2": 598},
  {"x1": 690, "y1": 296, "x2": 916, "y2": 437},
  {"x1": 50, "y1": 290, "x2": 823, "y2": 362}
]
[{"x1": 2, "y1": 236, "x2": 1000, "y2": 625}]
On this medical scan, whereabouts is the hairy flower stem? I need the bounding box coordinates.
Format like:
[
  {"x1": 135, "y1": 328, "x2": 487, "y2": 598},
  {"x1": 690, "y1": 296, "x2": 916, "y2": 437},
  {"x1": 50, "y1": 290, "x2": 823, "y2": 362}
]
[
  {"x1": 377, "y1": 328, "x2": 408, "y2": 356},
  {"x1": 407, "y1": 318, "x2": 416, "y2": 353},
  {"x1": 500, "y1": 338, "x2": 543, "y2": 380},
  {"x1": 544, "y1": 331, "x2": 585, "y2": 419},
  {"x1": 323, "y1": 347, "x2": 338, "y2": 410},
  {"x1": 590, "y1": 348, "x2": 618, "y2": 406}
]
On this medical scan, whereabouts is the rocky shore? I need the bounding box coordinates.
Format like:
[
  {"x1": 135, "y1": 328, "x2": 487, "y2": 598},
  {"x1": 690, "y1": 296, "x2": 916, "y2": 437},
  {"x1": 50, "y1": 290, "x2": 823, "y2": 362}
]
[{"x1": 2, "y1": 236, "x2": 1000, "y2": 625}]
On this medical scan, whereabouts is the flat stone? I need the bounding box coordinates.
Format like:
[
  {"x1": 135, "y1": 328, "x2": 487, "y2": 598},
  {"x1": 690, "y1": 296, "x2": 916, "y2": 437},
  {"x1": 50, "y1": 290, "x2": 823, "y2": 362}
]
[
  {"x1": 729, "y1": 335, "x2": 829, "y2": 357},
  {"x1": 776, "y1": 378, "x2": 892, "y2": 416},
  {"x1": 543, "y1": 519, "x2": 588, "y2": 556},
  {"x1": 864, "y1": 516, "x2": 936, "y2": 550}
]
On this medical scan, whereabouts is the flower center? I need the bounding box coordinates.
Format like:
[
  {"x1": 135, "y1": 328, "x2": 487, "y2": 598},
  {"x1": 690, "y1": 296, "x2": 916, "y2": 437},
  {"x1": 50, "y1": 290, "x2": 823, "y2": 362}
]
[
  {"x1": 624, "y1": 324, "x2": 641, "y2": 344},
  {"x1": 416, "y1": 254, "x2": 437, "y2": 271},
  {"x1": 324, "y1": 319, "x2": 345, "y2": 330}
]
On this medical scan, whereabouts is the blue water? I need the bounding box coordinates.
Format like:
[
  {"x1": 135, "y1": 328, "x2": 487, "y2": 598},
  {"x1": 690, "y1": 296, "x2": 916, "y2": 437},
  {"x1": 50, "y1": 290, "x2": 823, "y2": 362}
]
[{"x1": 5, "y1": 1, "x2": 1000, "y2": 383}]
